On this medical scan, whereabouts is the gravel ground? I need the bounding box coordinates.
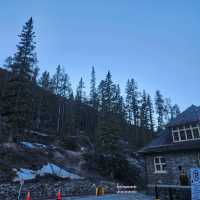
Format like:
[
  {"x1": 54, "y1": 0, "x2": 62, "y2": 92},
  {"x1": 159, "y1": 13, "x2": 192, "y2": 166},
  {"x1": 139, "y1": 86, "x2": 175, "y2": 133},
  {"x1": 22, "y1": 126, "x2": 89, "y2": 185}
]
[{"x1": 62, "y1": 193, "x2": 154, "y2": 200}]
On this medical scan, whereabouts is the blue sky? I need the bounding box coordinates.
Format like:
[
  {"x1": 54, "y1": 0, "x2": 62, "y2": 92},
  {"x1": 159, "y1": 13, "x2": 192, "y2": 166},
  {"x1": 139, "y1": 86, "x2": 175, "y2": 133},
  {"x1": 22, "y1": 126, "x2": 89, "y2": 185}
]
[{"x1": 0, "y1": 0, "x2": 200, "y2": 110}]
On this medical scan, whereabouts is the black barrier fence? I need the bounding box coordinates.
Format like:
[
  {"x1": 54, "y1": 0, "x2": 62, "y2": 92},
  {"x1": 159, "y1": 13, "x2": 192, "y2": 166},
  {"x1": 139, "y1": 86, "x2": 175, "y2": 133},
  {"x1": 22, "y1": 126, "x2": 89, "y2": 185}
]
[{"x1": 149, "y1": 184, "x2": 191, "y2": 200}]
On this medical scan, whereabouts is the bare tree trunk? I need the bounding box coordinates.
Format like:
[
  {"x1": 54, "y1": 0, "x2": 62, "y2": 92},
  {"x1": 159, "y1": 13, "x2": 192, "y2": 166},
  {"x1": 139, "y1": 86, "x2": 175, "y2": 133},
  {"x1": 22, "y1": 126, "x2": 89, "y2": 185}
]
[
  {"x1": 60, "y1": 101, "x2": 65, "y2": 139},
  {"x1": 57, "y1": 98, "x2": 61, "y2": 137},
  {"x1": 36, "y1": 96, "x2": 42, "y2": 130}
]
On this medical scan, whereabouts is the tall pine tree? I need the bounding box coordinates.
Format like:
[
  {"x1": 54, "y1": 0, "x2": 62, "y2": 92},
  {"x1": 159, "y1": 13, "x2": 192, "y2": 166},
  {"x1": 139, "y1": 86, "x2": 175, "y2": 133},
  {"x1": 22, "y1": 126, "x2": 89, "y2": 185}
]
[
  {"x1": 89, "y1": 66, "x2": 98, "y2": 110},
  {"x1": 125, "y1": 78, "x2": 139, "y2": 126},
  {"x1": 155, "y1": 90, "x2": 165, "y2": 131},
  {"x1": 140, "y1": 90, "x2": 148, "y2": 129},
  {"x1": 76, "y1": 77, "x2": 86, "y2": 103},
  {"x1": 39, "y1": 70, "x2": 51, "y2": 91},
  {"x1": 52, "y1": 65, "x2": 63, "y2": 95},
  {"x1": 146, "y1": 94, "x2": 154, "y2": 131},
  {"x1": 61, "y1": 73, "x2": 73, "y2": 99},
  {"x1": 104, "y1": 71, "x2": 114, "y2": 113},
  {"x1": 2, "y1": 17, "x2": 37, "y2": 140},
  {"x1": 163, "y1": 98, "x2": 172, "y2": 124},
  {"x1": 98, "y1": 71, "x2": 116, "y2": 114}
]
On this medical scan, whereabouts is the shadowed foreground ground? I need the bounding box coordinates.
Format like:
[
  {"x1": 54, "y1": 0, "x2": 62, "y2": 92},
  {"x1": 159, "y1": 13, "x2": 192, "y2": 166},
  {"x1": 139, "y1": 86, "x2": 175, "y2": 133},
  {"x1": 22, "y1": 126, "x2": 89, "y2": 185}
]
[{"x1": 62, "y1": 193, "x2": 154, "y2": 200}]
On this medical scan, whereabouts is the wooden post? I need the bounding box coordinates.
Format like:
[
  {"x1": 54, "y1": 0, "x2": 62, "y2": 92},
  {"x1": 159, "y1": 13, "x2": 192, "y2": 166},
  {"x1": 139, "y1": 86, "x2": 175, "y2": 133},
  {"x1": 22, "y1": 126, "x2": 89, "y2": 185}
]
[
  {"x1": 169, "y1": 187, "x2": 174, "y2": 200},
  {"x1": 102, "y1": 187, "x2": 104, "y2": 195},
  {"x1": 96, "y1": 187, "x2": 99, "y2": 196},
  {"x1": 18, "y1": 179, "x2": 24, "y2": 200}
]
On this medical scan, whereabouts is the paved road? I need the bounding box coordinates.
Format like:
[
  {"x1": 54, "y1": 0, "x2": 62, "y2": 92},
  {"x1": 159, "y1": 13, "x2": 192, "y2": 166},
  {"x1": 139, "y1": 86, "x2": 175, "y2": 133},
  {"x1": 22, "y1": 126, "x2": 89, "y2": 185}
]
[{"x1": 62, "y1": 193, "x2": 154, "y2": 200}]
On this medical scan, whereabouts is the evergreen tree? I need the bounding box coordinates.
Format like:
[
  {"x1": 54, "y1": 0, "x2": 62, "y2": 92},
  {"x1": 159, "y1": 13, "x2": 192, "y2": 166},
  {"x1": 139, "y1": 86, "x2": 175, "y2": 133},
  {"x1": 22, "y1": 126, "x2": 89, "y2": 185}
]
[
  {"x1": 125, "y1": 78, "x2": 139, "y2": 125},
  {"x1": 98, "y1": 71, "x2": 116, "y2": 114},
  {"x1": 52, "y1": 65, "x2": 62, "y2": 95},
  {"x1": 3, "y1": 56, "x2": 13, "y2": 70},
  {"x1": 12, "y1": 17, "x2": 37, "y2": 79},
  {"x1": 32, "y1": 65, "x2": 40, "y2": 131},
  {"x1": 89, "y1": 66, "x2": 98, "y2": 109},
  {"x1": 98, "y1": 80, "x2": 106, "y2": 112},
  {"x1": 125, "y1": 79, "x2": 132, "y2": 123},
  {"x1": 113, "y1": 84, "x2": 124, "y2": 115},
  {"x1": 51, "y1": 66, "x2": 65, "y2": 137},
  {"x1": 1, "y1": 17, "x2": 37, "y2": 140},
  {"x1": 155, "y1": 90, "x2": 165, "y2": 130},
  {"x1": 140, "y1": 90, "x2": 148, "y2": 129},
  {"x1": 163, "y1": 98, "x2": 172, "y2": 124},
  {"x1": 96, "y1": 115, "x2": 121, "y2": 154},
  {"x1": 39, "y1": 71, "x2": 51, "y2": 90},
  {"x1": 60, "y1": 73, "x2": 73, "y2": 99},
  {"x1": 32, "y1": 66, "x2": 40, "y2": 83},
  {"x1": 101, "y1": 72, "x2": 111, "y2": 112},
  {"x1": 76, "y1": 77, "x2": 86, "y2": 103},
  {"x1": 147, "y1": 94, "x2": 154, "y2": 131},
  {"x1": 103, "y1": 71, "x2": 115, "y2": 113},
  {"x1": 170, "y1": 104, "x2": 181, "y2": 119},
  {"x1": 95, "y1": 114, "x2": 128, "y2": 179},
  {"x1": 57, "y1": 70, "x2": 73, "y2": 137}
]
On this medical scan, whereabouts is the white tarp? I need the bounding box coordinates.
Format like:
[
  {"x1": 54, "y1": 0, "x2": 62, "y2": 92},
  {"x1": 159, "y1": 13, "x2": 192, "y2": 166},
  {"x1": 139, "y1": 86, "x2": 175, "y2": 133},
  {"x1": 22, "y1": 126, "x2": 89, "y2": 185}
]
[{"x1": 13, "y1": 163, "x2": 82, "y2": 182}]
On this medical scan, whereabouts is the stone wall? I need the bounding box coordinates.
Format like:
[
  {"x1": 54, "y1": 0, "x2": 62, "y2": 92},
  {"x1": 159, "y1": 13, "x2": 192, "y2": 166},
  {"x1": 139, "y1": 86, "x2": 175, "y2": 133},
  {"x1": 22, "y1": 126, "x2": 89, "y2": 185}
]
[
  {"x1": 0, "y1": 179, "x2": 116, "y2": 200},
  {"x1": 145, "y1": 151, "x2": 199, "y2": 185}
]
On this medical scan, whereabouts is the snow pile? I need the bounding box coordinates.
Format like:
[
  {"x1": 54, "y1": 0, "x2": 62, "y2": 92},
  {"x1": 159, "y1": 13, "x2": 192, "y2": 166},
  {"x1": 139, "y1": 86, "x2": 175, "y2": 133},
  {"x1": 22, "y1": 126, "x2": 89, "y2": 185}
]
[
  {"x1": 34, "y1": 143, "x2": 47, "y2": 149},
  {"x1": 13, "y1": 163, "x2": 82, "y2": 182},
  {"x1": 38, "y1": 163, "x2": 81, "y2": 179},
  {"x1": 20, "y1": 142, "x2": 47, "y2": 149},
  {"x1": 13, "y1": 168, "x2": 36, "y2": 181}
]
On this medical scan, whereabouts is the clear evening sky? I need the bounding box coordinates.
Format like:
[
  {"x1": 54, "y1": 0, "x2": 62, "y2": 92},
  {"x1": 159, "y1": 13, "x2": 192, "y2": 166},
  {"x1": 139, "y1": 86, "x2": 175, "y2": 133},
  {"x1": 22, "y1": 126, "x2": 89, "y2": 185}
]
[{"x1": 0, "y1": 0, "x2": 199, "y2": 110}]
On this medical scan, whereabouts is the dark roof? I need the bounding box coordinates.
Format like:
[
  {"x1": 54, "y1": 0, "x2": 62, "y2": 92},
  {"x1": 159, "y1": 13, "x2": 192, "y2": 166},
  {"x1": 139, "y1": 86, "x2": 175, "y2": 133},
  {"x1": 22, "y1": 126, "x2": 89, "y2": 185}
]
[
  {"x1": 139, "y1": 105, "x2": 200, "y2": 154},
  {"x1": 167, "y1": 105, "x2": 200, "y2": 127}
]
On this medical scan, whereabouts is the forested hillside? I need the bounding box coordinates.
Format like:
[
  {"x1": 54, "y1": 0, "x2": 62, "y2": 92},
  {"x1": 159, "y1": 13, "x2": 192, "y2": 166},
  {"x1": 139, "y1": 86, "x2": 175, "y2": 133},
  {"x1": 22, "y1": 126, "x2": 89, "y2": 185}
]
[{"x1": 0, "y1": 17, "x2": 181, "y2": 182}]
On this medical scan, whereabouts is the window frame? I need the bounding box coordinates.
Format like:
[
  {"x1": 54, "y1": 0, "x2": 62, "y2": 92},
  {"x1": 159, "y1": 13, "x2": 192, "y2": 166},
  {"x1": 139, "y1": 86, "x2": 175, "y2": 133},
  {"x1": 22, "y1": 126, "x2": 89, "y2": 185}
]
[
  {"x1": 172, "y1": 131, "x2": 180, "y2": 142},
  {"x1": 154, "y1": 156, "x2": 167, "y2": 174},
  {"x1": 186, "y1": 129, "x2": 193, "y2": 140},
  {"x1": 172, "y1": 124, "x2": 200, "y2": 142}
]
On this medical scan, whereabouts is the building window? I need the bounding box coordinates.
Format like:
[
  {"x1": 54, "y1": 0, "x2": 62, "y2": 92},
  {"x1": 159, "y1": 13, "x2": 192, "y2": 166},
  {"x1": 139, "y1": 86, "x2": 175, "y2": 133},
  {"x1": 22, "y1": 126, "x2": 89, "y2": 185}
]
[
  {"x1": 180, "y1": 130, "x2": 186, "y2": 140},
  {"x1": 173, "y1": 131, "x2": 179, "y2": 141},
  {"x1": 186, "y1": 129, "x2": 193, "y2": 140},
  {"x1": 172, "y1": 124, "x2": 200, "y2": 142},
  {"x1": 154, "y1": 156, "x2": 167, "y2": 173},
  {"x1": 193, "y1": 128, "x2": 200, "y2": 139},
  {"x1": 185, "y1": 124, "x2": 190, "y2": 129}
]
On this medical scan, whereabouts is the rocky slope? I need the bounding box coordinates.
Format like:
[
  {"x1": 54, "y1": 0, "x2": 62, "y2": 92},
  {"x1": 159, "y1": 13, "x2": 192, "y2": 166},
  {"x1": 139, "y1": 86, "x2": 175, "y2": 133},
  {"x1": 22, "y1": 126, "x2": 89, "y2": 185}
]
[{"x1": 0, "y1": 141, "x2": 86, "y2": 182}]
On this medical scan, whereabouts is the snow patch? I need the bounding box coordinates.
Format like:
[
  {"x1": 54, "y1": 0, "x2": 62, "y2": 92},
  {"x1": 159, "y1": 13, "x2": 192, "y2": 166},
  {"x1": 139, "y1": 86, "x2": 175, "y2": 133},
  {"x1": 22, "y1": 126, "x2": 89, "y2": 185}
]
[
  {"x1": 38, "y1": 163, "x2": 81, "y2": 179},
  {"x1": 13, "y1": 168, "x2": 36, "y2": 182},
  {"x1": 29, "y1": 130, "x2": 48, "y2": 137},
  {"x1": 24, "y1": 130, "x2": 48, "y2": 137},
  {"x1": 20, "y1": 142, "x2": 47, "y2": 149},
  {"x1": 13, "y1": 163, "x2": 82, "y2": 182}
]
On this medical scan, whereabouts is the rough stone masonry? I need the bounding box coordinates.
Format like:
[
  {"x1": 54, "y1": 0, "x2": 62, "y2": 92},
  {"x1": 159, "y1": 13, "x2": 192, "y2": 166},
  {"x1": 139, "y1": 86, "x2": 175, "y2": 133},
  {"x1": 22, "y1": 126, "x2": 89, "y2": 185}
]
[{"x1": 0, "y1": 179, "x2": 116, "y2": 200}]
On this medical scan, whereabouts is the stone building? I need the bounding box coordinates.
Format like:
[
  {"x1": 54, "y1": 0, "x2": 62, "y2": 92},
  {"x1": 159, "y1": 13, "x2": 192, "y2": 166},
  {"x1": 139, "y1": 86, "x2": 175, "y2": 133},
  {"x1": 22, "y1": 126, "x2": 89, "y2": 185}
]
[{"x1": 140, "y1": 105, "x2": 200, "y2": 188}]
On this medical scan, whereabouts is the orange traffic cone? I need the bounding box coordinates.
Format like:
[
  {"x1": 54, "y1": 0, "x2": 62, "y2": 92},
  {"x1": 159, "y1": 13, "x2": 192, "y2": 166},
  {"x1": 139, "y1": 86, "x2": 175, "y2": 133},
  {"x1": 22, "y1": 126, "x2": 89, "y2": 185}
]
[
  {"x1": 57, "y1": 190, "x2": 61, "y2": 200},
  {"x1": 26, "y1": 192, "x2": 31, "y2": 200}
]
